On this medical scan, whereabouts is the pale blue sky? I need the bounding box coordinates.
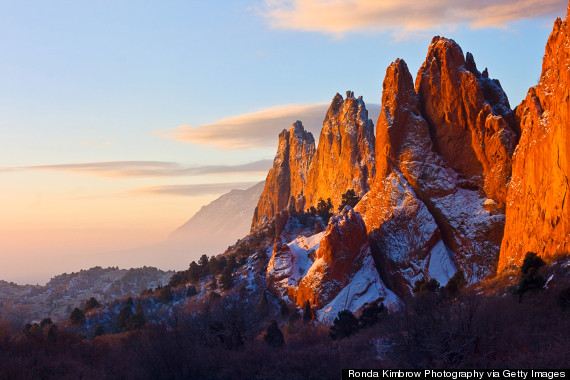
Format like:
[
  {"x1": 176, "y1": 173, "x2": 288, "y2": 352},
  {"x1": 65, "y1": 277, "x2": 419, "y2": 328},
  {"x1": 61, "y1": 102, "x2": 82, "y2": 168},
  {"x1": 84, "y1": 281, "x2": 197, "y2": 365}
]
[{"x1": 0, "y1": 0, "x2": 565, "y2": 283}]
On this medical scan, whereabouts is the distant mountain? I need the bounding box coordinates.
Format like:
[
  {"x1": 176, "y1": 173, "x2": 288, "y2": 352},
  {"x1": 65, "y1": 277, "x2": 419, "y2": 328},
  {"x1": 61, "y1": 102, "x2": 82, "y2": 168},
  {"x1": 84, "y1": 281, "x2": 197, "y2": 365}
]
[{"x1": 171, "y1": 181, "x2": 265, "y2": 254}]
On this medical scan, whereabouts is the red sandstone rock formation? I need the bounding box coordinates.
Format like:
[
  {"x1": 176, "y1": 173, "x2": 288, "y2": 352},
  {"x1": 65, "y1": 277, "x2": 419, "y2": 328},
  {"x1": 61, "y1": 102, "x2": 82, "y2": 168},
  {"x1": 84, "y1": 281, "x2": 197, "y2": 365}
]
[
  {"x1": 416, "y1": 37, "x2": 517, "y2": 206},
  {"x1": 251, "y1": 121, "x2": 315, "y2": 228},
  {"x1": 296, "y1": 207, "x2": 371, "y2": 309},
  {"x1": 305, "y1": 91, "x2": 375, "y2": 210},
  {"x1": 265, "y1": 207, "x2": 398, "y2": 321},
  {"x1": 360, "y1": 48, "x2": 513, "y2": 288},
  {"x1": 499, "y1": 5, "x2": 570, "y2": 270}
]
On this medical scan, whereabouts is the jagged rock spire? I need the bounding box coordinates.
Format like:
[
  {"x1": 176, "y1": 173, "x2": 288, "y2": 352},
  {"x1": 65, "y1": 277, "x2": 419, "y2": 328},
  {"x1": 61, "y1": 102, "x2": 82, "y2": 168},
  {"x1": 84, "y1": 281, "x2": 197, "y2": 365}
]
[
  {"x1": 251, "y1": 121, "x2": 315, "y2": 229},
  {"x1": 305, "y1": 91, "x2": 375, "y2": 210}
]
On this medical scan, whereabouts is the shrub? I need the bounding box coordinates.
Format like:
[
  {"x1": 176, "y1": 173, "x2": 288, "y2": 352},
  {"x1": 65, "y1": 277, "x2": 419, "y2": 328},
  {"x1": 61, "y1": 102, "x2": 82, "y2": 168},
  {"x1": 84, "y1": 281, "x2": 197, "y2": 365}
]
[
  {"x1": 40, "y1": 318, "x2": 53, "y2": 328},
  {"x1": 445, "y1": 270, "x2": 467, "y2": 296},
  {"x1": 94, "y1": 325, "x2": 105, "y2": 337},
  {"x1": 69, "y1": 308, "x2": 85, "y2": 326},
  {"x1": 338, "y1": 189, "x2": 361, "y2": 211},
  {"x1": 264, "y1": 320, "x2": 285, "y2": 348},
  {"x1": 219, "y1": 267, "x2": 233, "y2": 290},
  {"x1": 302, "y1": 300, "x2": 314, "y2": 323},
  {"x1": 517, "y1": 274, "x2": 546, "y2": 295},
  {"x1": 83, "y1": 297, "x2": 100, "y2": 313},
  {"x1": 330, "y1": 310, "x2": 359, "y2": 340},
  {"x1": 359, "y1": 303, "x2": 385, "y2": 328},
  {"x1": 168, "y1": 272, "x2": 184, "y2": 288},
  {"x1": 413, "y1": 278, "x2": 440, "y2": 294},
  {"x1": 517, "y1": 252, "x2": 547, "y2": 298},
  {"x1": 116, "y1": 305, "x2": 133, "y2": 330},
  {"x1": 316, "y1": 198, "x2": 333, "y2": 224},
  {"x1": 186, "y1": 285, "x2": 198, "y2": 297},
  {"x1": 521, "y1": 252, "x2": 545, "y2": 274},
  {"x1": 158, "y1": 286, "x2": 174, "y2": 303},
  {"x1": 186, "y1": 261, "x2": 201, "y2": 283}
]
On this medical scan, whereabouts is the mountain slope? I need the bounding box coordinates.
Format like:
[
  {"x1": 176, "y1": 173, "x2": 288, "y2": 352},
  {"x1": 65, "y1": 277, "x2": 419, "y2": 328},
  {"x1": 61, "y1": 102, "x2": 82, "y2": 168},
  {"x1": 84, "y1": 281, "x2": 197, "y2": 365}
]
[{"x1": 173, "y1": 181, "x2": 265, "y2": 253}]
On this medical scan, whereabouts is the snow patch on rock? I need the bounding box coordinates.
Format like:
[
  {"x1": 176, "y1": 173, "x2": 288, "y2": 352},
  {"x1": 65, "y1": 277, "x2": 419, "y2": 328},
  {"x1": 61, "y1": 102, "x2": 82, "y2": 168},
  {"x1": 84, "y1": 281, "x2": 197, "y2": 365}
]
[
  {"x1": 318, "y1": 253, "x2": 399, "y2": 323},
  {"x1": 428, "y1": 240, "x2": 457, "y2": 285}
]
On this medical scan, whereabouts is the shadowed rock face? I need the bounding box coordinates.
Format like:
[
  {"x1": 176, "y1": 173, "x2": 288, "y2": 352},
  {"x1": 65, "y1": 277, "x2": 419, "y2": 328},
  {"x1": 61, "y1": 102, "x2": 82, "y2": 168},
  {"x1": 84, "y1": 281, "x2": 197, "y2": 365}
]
[
  {"x1": 251, "y1": 121, "x2": 315, "y2": 229},
  {"x1": 305, "y1": 91, "x2": 375, "y2": 210},
  {"x1": 499, "y1": 5, "x2": 570, "y2": 270}
]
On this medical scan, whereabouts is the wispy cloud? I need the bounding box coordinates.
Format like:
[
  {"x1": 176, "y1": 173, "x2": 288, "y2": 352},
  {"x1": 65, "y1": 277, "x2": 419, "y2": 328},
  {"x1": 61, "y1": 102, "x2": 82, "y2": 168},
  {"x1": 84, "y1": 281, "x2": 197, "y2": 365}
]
[
  {"x1": 5, "y1": 160, "x2": 273, "y2": 179},
  {"x1": 158, "y1": 103, "x2": 327, "y2": 149},
  {"x1": 158, "y1": 102, "x2": 380, "y2": 150},
  {"x1": 133, "y1": 181, "x2": 260, "y2": 197},
  {"x1": 258, "y1": 0, "x2": 566, "y2": 37}
]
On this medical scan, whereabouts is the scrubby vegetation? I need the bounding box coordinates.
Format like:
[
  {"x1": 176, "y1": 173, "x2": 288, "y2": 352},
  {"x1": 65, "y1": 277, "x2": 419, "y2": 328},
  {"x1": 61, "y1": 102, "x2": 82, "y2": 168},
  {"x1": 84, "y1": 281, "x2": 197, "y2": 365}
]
[{"x1": 0, "y1": 254, "x2": 568, "y2": 378}]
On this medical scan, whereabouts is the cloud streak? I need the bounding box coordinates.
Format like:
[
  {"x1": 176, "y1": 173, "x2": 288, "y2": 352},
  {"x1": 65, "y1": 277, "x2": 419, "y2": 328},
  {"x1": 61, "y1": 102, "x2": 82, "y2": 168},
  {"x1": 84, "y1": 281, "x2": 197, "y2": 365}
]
[
  {"x1": 258, "y1": 0, "x2": 566, "y2": 36},
  {"x1": 133, "y1": 181, "x2": 261, "y2": 197},
  {"x1": 5, "y1": 160, "x2": 273, "y2": 179},
  {"x1": 158, "y1": 102, "x2": 380, "y2": 150}
]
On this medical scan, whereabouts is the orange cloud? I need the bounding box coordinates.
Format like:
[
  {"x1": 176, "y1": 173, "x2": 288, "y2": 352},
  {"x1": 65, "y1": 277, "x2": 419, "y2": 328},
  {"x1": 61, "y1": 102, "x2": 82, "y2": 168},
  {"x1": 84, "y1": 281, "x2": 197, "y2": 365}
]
[
  {"x1": 158, "y1": 102, "x2": 381, "y2": 149},
  {"x1": 259, "y1": 0, "x2": 565, "y2": 36}
]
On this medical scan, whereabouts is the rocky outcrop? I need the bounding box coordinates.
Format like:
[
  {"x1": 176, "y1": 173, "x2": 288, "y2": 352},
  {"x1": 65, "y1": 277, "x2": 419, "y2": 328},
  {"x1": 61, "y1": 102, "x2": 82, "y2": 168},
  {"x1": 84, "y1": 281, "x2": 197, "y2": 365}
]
[
  {"x1": 358, "y1": 60, "x2": 456, "y2": 294},
  {"x1": 256, "y1": 10, "x2": 568, "y2": 308},
  {"x1": 251, "y1": 121, "x2": 315, "y2": 228},
  {"x1": 305, "y1": 91, "x2": 375, "y2": 210},
  {"x1": 266, "y1": 208, "x2": 398, "y2": 321},
  {"x1": 360, "y1": 47, "x2": 513, "y2": 291},
  {"x1": 499, "y1": 6, "x2": 570, "y2": 270},
  {"x1": 416, "y1": 37, "x2": 517, "y2": 206}
]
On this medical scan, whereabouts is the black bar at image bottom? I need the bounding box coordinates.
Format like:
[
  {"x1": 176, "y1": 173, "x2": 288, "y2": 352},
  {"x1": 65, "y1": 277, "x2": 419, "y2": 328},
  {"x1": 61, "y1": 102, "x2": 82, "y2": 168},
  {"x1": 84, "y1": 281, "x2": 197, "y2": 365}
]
[{"x1": 342, "y1": 369, "x2": 569, "y2": 380}]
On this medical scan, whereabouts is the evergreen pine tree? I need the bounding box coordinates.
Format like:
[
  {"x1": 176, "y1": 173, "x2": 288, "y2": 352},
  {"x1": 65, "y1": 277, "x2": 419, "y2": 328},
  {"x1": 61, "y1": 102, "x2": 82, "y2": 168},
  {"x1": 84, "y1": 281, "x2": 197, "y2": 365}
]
[
  {"x1": 219, "y1": 267, "x2": 233, "y2": 290},
  {"x1": 209, "y1": 275, "x2": 218, "y2": 291},
  {"x1": 264, "y1": 320, "x2": 285, "y2": 347},
  {"x1": 117, "y1": 305, "x2": 133, "y2": 330},
  {"x1": 338, "y1": 189, "x2": 361, "y2": 211},
  {"x1": 330, "y1": 310, "x2": 359, "y2": 340},
  {"x1": 69, "y1": 307, "x2": 85, "y2": 325},
  {"x1": 302, "y1": 300, "x2": 314, "y2": 323},
  {"x1": 83, "y1": 297, "x2": 100, "y2": 313}
]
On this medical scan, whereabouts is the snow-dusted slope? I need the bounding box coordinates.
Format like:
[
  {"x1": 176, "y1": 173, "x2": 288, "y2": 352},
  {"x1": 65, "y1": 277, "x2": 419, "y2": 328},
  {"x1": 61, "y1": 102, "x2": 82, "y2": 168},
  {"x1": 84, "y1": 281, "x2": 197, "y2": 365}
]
[{"x1": 267, "y1": 208, "x2": 400, "y2": 322}]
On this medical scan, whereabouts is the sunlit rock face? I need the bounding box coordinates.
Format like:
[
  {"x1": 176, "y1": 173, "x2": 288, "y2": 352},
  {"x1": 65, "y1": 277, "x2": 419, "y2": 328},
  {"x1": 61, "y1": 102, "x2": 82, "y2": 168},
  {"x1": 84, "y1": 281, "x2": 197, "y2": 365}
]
[
  {"x1": 360, "y1": 41, "x2": 516, "y2": 290},
  {"x1": 415, "y1": 36, "x2": 517, "y2": 207},
  {"x1": 305, "y1": 91, "x2": 375, "y2": 210},
  {"x1": 251, "y1": 121, "x2": 315, "y2": 229},
  {"x1": 499, "y1": 6, "x2": 570, "y2": 270}
]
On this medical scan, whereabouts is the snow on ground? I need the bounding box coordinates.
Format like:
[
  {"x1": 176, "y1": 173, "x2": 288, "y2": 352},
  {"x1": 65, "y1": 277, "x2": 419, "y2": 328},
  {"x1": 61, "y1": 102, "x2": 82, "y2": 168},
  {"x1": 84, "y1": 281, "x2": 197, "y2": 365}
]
[{"x1": 428, "y1": 240, "x2": 457, "y2": 285}]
